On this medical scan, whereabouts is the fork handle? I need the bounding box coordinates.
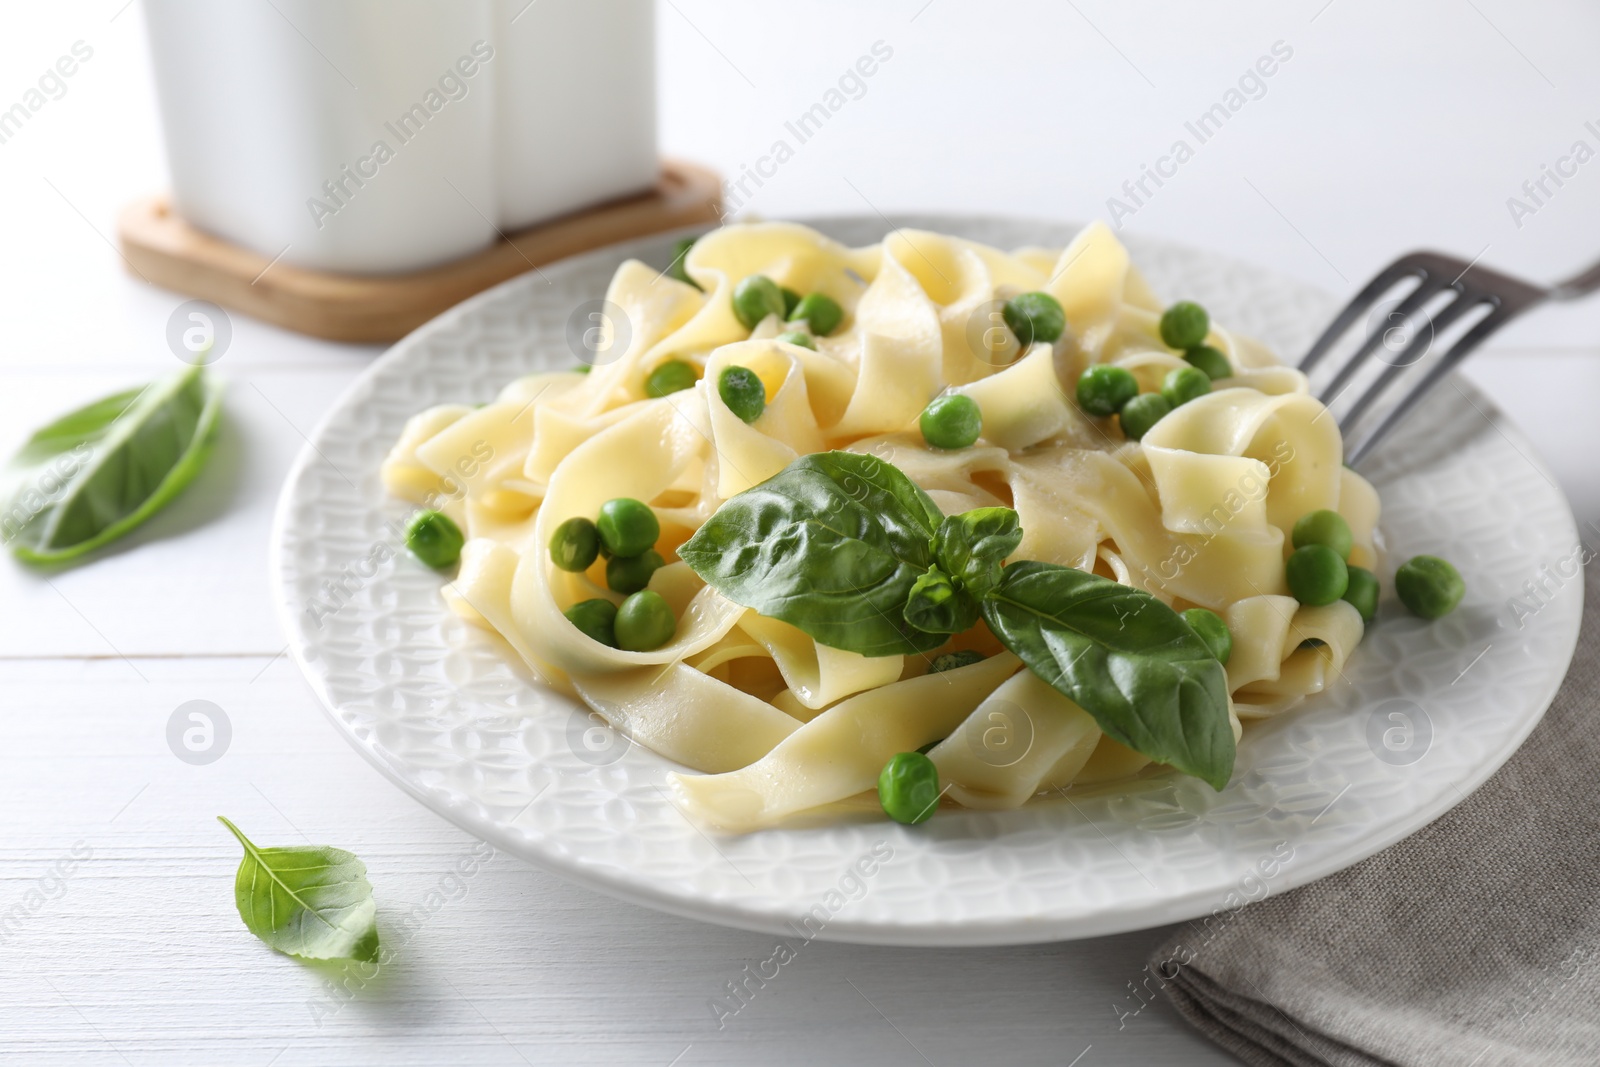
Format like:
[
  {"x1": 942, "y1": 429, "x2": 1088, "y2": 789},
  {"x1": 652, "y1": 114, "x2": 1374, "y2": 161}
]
[{"x1": 1550, "y1": 257, "x2": 1600, "y2": 301}]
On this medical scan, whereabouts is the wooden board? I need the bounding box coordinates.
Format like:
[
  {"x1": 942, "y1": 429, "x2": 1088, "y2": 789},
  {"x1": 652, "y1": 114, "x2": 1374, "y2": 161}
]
[{"x1": 116, "y1": 160, "x2": 723, "y2": 344}]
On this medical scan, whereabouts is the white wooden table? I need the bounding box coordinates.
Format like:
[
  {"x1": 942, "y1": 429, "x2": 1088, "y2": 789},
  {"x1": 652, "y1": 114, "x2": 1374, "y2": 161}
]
[{"x1": 3, "y1": 2, "x2": 1597, "y2": 1064}]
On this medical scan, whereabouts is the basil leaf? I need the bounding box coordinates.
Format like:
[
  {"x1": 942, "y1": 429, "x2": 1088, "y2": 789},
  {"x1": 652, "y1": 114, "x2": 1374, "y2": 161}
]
[
  {"x1": 680, "y1": 451, "x2": 947, "y2": 656},
  {"x1": 933, "y1": 506, "x2": 1022, "y2": 599},
  {"x1": 218, "y1": 817, "x2": 379, "y2": 963},
  {"x1": 981, "y1": 561, "x2": 1235, "y2": 789},
  {"x1": 2, "y1": 365, "x2": 223, "y2": 563},
  {"x1": 904, "y1": 566, "x2": 980, "y2": 635}
]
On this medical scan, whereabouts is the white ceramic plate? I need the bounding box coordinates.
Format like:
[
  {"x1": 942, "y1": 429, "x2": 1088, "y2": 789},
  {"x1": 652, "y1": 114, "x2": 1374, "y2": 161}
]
[{"x1": 271, "y1": 215, "x2": 1582, "y2": 946}]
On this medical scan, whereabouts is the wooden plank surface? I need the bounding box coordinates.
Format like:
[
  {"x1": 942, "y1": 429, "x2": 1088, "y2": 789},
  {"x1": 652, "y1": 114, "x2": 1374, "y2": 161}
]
[{"x1": 0, "y1": 656, "x2": 1234, "y2": 1066}]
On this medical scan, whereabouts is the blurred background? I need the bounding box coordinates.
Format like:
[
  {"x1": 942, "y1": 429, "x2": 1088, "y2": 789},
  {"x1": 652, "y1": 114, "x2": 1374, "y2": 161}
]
[
  {"x1": 5, "y1": 0, "x2": 1596, "y2": 658},
  {"x1": 8, "y1": 0, "x2": 1600, "y2": 352}
]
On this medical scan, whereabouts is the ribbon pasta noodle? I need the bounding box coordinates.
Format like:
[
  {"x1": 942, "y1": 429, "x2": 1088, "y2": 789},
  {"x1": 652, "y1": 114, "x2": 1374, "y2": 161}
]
[{"x1": 382, "y1": 221, "x2": 1375, "y2": 833}]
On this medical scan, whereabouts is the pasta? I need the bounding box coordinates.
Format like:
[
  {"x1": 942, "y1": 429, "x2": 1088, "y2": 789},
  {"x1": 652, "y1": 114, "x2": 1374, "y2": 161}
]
[{"x1": 382, "y1": 221, "x2": 1377, "y2": 832}]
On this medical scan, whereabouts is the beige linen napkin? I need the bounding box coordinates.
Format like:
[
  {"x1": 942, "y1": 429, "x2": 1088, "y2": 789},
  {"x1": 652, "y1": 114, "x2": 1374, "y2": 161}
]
[{"x1": 1149, "y1": 577, "x2": 1599, "y2": 1067}]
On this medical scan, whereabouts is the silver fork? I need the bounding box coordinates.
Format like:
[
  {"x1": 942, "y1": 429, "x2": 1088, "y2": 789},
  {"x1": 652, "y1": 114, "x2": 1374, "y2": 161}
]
[{"x1": 1297, "y1": 251, "x2": 1600, "y2": 464}]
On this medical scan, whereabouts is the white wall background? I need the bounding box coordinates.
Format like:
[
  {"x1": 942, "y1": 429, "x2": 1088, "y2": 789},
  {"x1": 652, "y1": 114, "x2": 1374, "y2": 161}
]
[
  {"x1": 655, "y1": 0, "x2": 1600, "y2": 348},
  {"x1": 2, "y1": 0, "x2": 1599, "y2": 372}
]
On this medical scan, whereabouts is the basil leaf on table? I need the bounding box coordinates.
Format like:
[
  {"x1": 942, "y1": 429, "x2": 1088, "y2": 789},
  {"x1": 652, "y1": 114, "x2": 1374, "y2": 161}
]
[
  {"x1": 1, "y1": 365, "x2": 223, "y2": 563},
  {"x1": 679, "y1": 451, "x2": 947, "y2": 656},
  {"x1": 981, "y1": 561, "x2": 1235, "y2": 789},
  {"x1": 218, "y1": 817, "x2": 380, "y2": 963},
  {"x1": 932, "y1": 506, "x2": 1023, "y2": 599}
]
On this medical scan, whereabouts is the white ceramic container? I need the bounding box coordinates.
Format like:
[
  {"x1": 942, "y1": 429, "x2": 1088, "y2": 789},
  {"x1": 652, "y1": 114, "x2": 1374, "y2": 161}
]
[
  {"x1": 142, "y1": 0, "x2": 657, "y2": 275},
  {"x1": 493, "y1": 0, "x2": 658, "y2": 231}
]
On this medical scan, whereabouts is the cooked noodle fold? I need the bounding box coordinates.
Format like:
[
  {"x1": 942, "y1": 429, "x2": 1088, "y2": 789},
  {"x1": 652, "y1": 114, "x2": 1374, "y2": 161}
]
[{"x1": 382, "y1": 221, "x2": 1380, "y2": 831}]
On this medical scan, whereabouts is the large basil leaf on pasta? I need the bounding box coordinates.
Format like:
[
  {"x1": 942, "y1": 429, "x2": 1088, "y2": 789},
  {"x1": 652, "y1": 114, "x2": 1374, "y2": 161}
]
[
  {"x1": 2, "y1": 365, "x2": 223, "y2": 563},
  {"x1": 680, "y1": 451, "x2": 948, "y2": 656},
  {"x1": 218, "y1": 817, "x2": 379, "y2": 963},
  {"x1": 981, "y1": 561, "x2": 1235, "y2": 789}
]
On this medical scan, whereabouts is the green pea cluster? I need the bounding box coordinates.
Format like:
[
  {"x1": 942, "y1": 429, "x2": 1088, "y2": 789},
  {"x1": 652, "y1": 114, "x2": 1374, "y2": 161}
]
[
  {"x1": 550, "y1": 497, "x2": 677, "y2": 651},
  {"x1": 1286, "y1": 510, "x2": 1358, "y2": 610},
  {"x1": 1285, "y1": 508, "x2": 1463, "y2": 624},
  {"x1": 1286, "y1": 509, "x2": 1381, "y2": 623},
  {"x1": 732, "y1": 274, "x2": 846, "y2": 337},
  {"x1": 1073, "y1": 301, "x2": 1231, "y2": 442},
  {"x1": 1160, "y1": 300, "x2": 1234, "y2": 382}
]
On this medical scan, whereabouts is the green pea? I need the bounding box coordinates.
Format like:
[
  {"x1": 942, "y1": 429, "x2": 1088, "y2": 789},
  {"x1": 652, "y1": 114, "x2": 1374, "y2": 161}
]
[
  {"x1": 606, "y1": 548, "x2": 664, "y2": 595},
  {"x1": 1076, "y1": 365, "x2": 1139, "y2": 417},
  {"x1": 1118, "y1": 393, "x2": 1171, "y2": 441},
  {"x1": 405, "y1": 510, "x2": 464, "y2": 569},
  {"x1": 1161, "y1": 365, "x2": 1211, "y2": 408},
  {"x1": 878, "y1": 751, "x2": 941, "y2": 825},
  {"x1": 1286, "y1": 544, "x2": 1349, "y2": 606},
  {"x1": 1342, "y1": 565, "x2": 1379, "y2": 624},
  {"x1": 718, "y1": 365, "x2": 767, "y2": 423},
  {"x1": 549, "y1": 516, "x2": 600, "y2": 573},
  {"x1": 781, "y1": 286, "x2": 802, "y2": 317},
  {"x1": 732, "y1": 274, "x2": 786, "y2": 329},
  {"x1": 573, "y1": 364, "x2": 592, "y2": 375},
  {"x1": 775, "y1": 330, "x2": 816, "y2": 350},
  {"x1": 929, "y1": 649, "x2": 985, "y2": 674},
  {"x1": 667, "y1": 237, "x2": 700, "y2": 289},
  {"x1": 564, "y1": 598, "x2": 618, "y2": 647},
  {"x1": 788, "y1": 293, "x2": 844, "y2": 336},
  {"x1": 645, "y1": 359, "x2": 698, "y2": 398},
  {"x1": 1160, "y1": 301, "x2": 1209, "y2": 349},
  {"x1": 596, "y1": 498, "x2": 659, "y2": 558},
  {"x1": 614, "y1": 590, "x2": 676, "y2": 651},
  {"x1": 919, "y1": 393, "x2": 982, "y2": 450},
  {"x1": 1002, "y1": 291, "x2": 1066, "y2": 347},
  {"x1": 1180, "y1": 608, "x2": 1232, "y2": 665},
  {"x1": 1395, "y1": 555, "x2": 1464, "y2": 620},
  {"x1": 1292, "y1": 509, "x2": 1353, "y2": 560},
  {"x1": 1184, "y1": 344, "x2": 1232, "y2": 381}
]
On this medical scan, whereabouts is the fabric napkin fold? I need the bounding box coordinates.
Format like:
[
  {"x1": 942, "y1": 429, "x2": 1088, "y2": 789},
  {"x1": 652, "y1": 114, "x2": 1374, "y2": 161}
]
[{"x1": 1149, "y1": 577, "x2": 1600, "y2": 1067}]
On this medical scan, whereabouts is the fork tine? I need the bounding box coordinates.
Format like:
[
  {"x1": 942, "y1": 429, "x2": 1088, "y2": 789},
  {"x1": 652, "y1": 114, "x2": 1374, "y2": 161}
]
[
  {"x1": 1345, "y1": 303, "x2": 1509, "y2": 465},
  {"x1": 1298, "y1": 258, "x2": 1429, "y2": 374},
  {"x1": 1336, "y1": 291, "x2": 1485, "y2": 434},
  {"x1": 1315, "y1": 275, "x2": 1444, "y2": 406}
]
